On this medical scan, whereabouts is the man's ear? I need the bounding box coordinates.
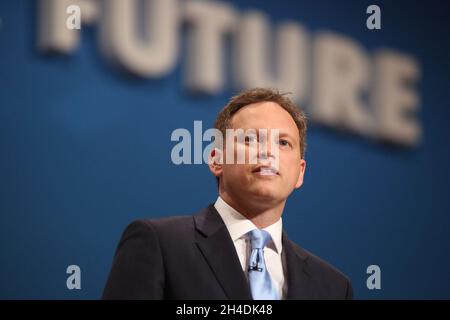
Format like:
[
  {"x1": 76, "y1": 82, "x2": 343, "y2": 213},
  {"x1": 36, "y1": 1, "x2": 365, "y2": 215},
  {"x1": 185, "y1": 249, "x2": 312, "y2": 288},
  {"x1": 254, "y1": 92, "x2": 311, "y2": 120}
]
[
  {"x1": 294, "y1": 159, "x2": 306, "y2": 189},
  {"x1": 208, "y1": 148, "x2": 223, "y2": 178}
]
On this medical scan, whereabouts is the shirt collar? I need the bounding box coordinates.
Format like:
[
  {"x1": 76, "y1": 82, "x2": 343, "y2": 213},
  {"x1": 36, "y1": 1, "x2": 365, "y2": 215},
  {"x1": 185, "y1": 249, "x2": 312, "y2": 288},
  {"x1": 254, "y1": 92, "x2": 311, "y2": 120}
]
[{"x1": 214, "y1": 195, "x2": 283, "y2": 254}]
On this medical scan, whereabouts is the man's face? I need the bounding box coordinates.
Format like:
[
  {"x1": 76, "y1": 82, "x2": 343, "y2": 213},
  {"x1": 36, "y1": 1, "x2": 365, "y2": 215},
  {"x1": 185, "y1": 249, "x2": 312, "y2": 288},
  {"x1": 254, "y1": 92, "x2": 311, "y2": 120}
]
[{"x1": 210, "y1": 101, "x2": 306, "y2": 208}]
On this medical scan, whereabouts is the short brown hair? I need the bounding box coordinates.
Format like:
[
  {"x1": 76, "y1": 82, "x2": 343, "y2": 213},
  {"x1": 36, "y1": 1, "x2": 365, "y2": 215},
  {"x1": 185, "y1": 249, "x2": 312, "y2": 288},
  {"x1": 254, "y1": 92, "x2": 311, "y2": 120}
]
[{"x1": 214, "y1": 87, "x2": 307, "y2": 158}]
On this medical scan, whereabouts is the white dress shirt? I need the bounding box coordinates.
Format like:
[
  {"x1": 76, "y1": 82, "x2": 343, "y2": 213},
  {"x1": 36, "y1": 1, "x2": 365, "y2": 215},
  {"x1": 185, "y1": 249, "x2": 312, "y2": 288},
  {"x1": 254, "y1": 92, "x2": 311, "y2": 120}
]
[{"x1": 214, "y1": 196, "x2": 287, "y2": 299}]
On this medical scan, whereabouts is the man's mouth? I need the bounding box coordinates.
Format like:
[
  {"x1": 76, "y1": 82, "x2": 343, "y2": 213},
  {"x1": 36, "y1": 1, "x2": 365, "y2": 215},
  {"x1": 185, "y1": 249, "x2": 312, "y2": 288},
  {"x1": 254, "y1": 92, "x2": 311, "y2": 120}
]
[{"x1": 252, "y1": 166, "x2": 279, "y2": 176}]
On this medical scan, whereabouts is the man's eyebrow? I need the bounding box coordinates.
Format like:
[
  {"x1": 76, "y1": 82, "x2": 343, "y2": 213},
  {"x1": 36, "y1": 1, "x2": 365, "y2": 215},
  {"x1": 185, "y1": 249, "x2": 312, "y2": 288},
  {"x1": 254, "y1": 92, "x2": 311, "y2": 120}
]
[
  {"x1": 278, "y1": 131, "x2": 297, "y2": 140},
  {"x1": 234, "y1": 128, "x2": 298, "y2": 140}
]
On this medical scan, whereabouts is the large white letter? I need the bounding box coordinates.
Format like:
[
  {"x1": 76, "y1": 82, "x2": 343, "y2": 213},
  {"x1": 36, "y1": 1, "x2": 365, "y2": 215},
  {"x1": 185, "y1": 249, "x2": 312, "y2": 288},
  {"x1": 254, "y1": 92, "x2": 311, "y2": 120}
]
[
  {"x1": 372, "y1": 50, "x2": 421, "y2": 146},
  {"x1": 234, "y1": 11, "x2": 309, "y2": 104},
  {"x1": 38, "y1": 0, "x2": 99, "y2": 53},
  {"x1": 311, "y1": 33, "x2": 372, "y2": 136},
  {"x1": 100, "y1": 0, "x2": 179, "y2": 77},
  {"x1": 183, "y1": 0, "x2": 237, "y2": 94}
]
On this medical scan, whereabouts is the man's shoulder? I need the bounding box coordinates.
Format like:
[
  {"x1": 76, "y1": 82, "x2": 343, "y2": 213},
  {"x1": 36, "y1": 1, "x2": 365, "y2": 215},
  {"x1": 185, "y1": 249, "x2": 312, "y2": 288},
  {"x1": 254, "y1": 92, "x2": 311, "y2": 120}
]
[
  {"x1": 126, "y1": 214, "x2": 195, "y2": 234},
  {"x1": 125, "y1": 205, "x2": 215, "y2": 234},
  {"x1": 287, "y1": 239, "x2": 351, "y2": 286}
]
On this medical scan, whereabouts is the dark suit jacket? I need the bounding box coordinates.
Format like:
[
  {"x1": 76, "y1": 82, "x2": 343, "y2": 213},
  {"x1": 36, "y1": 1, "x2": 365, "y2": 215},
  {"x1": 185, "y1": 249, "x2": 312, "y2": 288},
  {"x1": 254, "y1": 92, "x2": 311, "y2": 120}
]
[{"x1": 102, "y1": 204, "x2": 353, "y2": 299}]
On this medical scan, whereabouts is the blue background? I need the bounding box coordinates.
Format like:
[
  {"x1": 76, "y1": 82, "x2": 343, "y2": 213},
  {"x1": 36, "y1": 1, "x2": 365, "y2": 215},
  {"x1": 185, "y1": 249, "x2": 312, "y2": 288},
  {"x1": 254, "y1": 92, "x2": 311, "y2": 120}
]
[{"x1": 1, "y1": 0, "x2": 449, "y2": 299}]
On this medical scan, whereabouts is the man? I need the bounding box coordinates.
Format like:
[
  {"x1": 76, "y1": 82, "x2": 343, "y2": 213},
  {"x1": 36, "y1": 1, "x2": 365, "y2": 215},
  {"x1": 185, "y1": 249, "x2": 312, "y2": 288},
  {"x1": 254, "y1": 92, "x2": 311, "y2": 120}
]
[{"x1": 102, "y1": 88, "x2": 353, "y2": 300}]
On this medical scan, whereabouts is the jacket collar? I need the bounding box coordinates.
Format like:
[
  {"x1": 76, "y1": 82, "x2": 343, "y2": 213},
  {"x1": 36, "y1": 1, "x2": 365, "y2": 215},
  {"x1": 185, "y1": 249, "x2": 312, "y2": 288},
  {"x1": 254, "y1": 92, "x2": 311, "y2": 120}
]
[
  {"x1": 194, "y1": 204, "x2": 314, "y2": 300},
  {"x1": 194, "y1": 204, "x2": 252, "y2": 299}
]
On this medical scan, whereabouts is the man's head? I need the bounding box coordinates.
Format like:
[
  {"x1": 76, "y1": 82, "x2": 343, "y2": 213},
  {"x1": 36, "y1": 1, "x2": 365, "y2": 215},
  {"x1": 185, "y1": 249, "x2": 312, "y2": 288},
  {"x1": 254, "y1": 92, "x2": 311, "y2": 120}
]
[{"x1": 208, "y1": 87, "x2": 307, "y2": 211}]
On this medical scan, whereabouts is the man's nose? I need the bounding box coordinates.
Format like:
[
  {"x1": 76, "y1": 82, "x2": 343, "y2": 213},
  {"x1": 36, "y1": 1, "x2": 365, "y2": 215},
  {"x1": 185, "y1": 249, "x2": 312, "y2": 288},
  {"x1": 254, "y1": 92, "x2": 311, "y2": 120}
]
[{"x1": 258, "y1": 140, "x2": 275, "y2": 160}]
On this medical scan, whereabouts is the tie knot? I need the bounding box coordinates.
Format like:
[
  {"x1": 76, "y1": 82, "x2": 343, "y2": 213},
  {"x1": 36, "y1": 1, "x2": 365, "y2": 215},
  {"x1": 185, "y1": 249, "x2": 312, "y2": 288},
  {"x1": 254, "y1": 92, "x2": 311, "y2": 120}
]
[{"x1": 248, "y1": 229, "x2": 272, "y2": 250}]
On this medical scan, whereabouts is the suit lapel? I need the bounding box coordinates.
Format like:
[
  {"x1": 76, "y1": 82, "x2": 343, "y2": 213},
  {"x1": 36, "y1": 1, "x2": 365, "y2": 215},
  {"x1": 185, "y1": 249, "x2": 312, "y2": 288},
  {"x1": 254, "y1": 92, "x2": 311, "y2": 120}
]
[
  {"x1": 194, "y1": 205, "x2": 252, "y2": 300},
  {"x1": 193, "y1": 205, "x2": 317, "y2": 300},
  {"x1": 283, "y1": 232, "x2": 317, "y2": 299}
]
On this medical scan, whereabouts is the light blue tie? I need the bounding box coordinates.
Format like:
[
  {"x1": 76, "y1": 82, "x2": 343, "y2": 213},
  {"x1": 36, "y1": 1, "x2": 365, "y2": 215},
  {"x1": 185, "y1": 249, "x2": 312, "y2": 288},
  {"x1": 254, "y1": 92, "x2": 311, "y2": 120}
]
[{"x1": 247, "y1": 229, "x2": 280, "y2": 300}]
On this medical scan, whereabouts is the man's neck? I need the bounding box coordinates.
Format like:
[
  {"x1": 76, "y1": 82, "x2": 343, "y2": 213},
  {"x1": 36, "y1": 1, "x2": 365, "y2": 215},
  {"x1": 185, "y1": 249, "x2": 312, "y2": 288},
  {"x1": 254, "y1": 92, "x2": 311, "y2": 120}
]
[{"x1": 218, "y1": 192, "x2": 285, "y2": 229}]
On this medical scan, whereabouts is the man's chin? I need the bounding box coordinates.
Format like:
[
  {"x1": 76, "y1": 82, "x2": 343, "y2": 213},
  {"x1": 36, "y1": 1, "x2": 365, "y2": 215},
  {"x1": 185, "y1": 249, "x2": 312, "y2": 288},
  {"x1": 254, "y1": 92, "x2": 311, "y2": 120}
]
[{"x1": 248, "y1": 187, "x2": 282, "y2": 203}]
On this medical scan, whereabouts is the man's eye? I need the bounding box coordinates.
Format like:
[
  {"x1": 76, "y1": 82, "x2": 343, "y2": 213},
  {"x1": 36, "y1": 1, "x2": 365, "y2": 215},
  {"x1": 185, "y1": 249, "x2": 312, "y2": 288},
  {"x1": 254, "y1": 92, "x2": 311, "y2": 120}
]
[
  {"x1": 244, "y1": 136, "x2": 257, "y2": 143},
  {"x1": 279, "y1": 139, "x2": 291, "y2": 147}
]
